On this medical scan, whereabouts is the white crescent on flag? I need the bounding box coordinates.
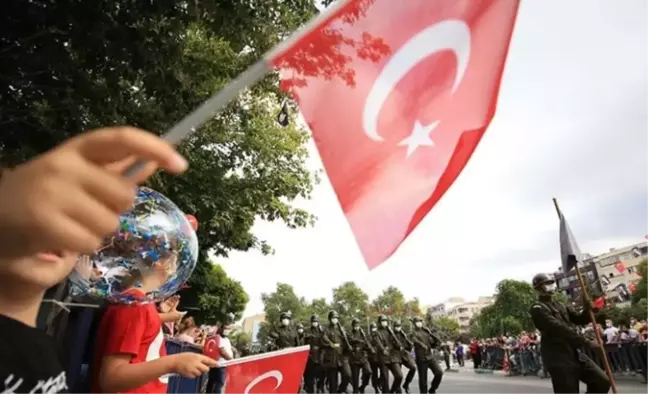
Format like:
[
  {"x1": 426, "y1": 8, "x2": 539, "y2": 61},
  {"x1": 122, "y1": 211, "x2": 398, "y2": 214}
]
[
  {"x1": 362, "y1": 19, "x2": 471, "y2": 142},
  {"x1": 243, "y1": 370, "x2": 283, "y2": 394}
]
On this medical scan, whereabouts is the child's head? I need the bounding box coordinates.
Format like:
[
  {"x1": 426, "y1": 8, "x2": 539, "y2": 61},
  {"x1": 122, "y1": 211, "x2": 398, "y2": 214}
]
[{"x1": 0, "y1": 251, "x2": 78, "y2": 295}]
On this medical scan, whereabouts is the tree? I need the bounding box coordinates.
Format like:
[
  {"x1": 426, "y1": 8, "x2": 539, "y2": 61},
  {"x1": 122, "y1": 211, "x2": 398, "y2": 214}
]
[
  {"x1": 552, "y1": 291, "x2": 570, "y2": 305},
  {"x1": 632, "y1": 259, "x2": 647, "y2": 305},
  {"x1": 257, "y1": 283, "x2": 308, "y2": 344},
  {"x1": 304, "y1": 298, "x2": 331, "y2": 322},
  {"x1": 372, "y1": 286, "x2": 406, "y2": 318},
  {"x1": 472, "y1": 279, "x2": 537, "y2": 337},
  {"x1": 230, "y1": 330, "x2": 252, "y2": 357},
  {"x1": 431, "y1": 316, "x2": 460, "y2": 341},
  {"x1": 179, "y1": 262, "x2": 248, "y2": 325},
  {"x1": 331, "y1": 281, "x2": 370, "y2": 328}
]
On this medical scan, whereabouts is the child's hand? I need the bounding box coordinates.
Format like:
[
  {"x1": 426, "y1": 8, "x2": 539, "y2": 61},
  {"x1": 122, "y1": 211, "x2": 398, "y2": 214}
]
[
  {"x1": 170, "y1": 353, "x2": 219, "y2": 378},
  {"x1": 0, "y1": 127, "x2": 188, "y2": 259}
]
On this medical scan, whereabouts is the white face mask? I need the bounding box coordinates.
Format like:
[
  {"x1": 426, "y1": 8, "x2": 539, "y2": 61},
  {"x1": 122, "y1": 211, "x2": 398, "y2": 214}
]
[
  {"x1": 380, "y1": 321, "x2": 388, "y2": 328},
  {"x1": 395, "y1": 327, "x2": 401, "y2": 332},
  {"x1": 298, "y1": 329, "x2": 304, "y2": 334},
  {"x1": 281, "y1": 319, "x2": 290, "y2": 326},
  {"x1": 415, "y1": 322, "x2": 423, "y2": 328},
  {"x1": 544, "y1": 283, "x2": 556, "y2": 292},
  {"x1": 371, "y1": 327, "x2": 377, "y2": 332},
  {"x1": 353, "y1": 325, "x2": 360, "y2": 331},
  {"x1": 330, "y1": 318, "x2": 339, "y2": 325},
  {"x1": 312, "y1": 322, "x2": 319, "y2": 328}
]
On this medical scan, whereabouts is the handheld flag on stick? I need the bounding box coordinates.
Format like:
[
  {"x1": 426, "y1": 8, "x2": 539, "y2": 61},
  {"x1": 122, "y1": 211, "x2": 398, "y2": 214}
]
[{"x1": 552, "y1": 198, "x2": 617, "y2": 394}]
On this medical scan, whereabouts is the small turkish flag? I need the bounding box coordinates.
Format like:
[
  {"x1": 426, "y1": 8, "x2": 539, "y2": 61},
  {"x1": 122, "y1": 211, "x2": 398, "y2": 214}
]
[
  {"x1": 615, "y1": 261, "x2": 626, "y2": 274},
  {"x1": 629, "y1": 282, "x2": 637, "y2": 293},
  {"x1": 274, "y1": 0, "x2": 520, "y2": 269},
  {"x1": 204, "y1": 335, "x2": 221, "y2": 360},
  {"x1": 593, "y1": 296, "x2": 605, "y2": 309},
  {"x1": 224, "y1": 346, "x2": 309, "y2": 394}
]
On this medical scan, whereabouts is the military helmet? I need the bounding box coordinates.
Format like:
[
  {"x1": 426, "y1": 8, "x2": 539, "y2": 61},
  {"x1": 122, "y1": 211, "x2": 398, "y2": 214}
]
[
  {"x1": 328, "y1": 310, "x2": 339, "y2": 320},
  {"x1": 412, "y1": 315, "x2": 423, "y2": 323},
  {"x1": 393, "y1": 319, "x2": 402, "y2": 327},
  {"x1": 532, "y1": 273, "x2": 555, "y2": 289},
  {"x1": 310, "y1": 314, "x2": 319, "y2": 322},
  {"x1": 279, "y1": 311, "x2": 292, "y2": 320},
  {"x1": 352, "y1": 317, "x2": 360, "y2": 325},
  {"x1": 296, "y1": 322, "x2": 304, "y2": 329},
  {"x1": 369, "y1": 322, "x2": 377, "y2": 329},
  {"x1": 378, "y1": 314, "x2": 388, "y2": 322}
]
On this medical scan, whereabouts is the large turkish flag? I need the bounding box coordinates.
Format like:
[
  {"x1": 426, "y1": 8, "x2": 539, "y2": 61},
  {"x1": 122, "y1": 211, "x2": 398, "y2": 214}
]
[
  {"x1": 224, "y1": 346, "x2": 309, "y2": 393},
  {"x1": 273, "y1": 0, "x2": 520, "y2": 269}
]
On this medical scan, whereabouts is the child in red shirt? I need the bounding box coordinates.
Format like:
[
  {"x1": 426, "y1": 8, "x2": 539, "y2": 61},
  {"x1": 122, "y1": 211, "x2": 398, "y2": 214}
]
[{"x1": 92, "y1": 254, "x2": 217, "y2": 393}]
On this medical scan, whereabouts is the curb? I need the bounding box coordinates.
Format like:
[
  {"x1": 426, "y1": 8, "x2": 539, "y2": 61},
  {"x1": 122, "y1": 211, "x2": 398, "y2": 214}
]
[{"x1": 474, "y1": 369, "x2": 507, "y2": 376}]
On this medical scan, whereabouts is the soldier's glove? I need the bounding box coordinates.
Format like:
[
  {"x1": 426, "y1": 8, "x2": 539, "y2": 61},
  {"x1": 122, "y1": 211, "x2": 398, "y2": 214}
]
[
  {"x1": 383, "y1": 350, "x2": 389, "y2": 356},
  {"x1": 332, "y1": 344, "x2": 340, "y2": 349}
]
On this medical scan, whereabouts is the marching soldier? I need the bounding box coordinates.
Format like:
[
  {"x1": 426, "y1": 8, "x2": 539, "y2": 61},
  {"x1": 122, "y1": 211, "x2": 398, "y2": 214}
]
[
  {"x1": 269, "y1": 311, "x2": 298, "y2": 349},
  {"x1": 368, "y1": 322, "x2": 382, "y2": 393},
  {"x1": 393, "y1": 320, "x2": 417, "y2": 393},
  {"x1": 372, "y1": 314, "x2": 403, "y2": 393},
  {"x1": 304, "y1": 314, "x2": 324, "y2": 394},
  {"x1": 348, "y1": 318, "x2": 374, "y2": 393},
  {"x1": 410, "y1": 316, "x2": 443, "y2": 394},
  {"x1": 321, "y1": 311, "x2": 351, "y2": 393},
  {"x1": 296, "y1": 322, "x2": 306, "y2": 346},
  {"x1": 530, "y1": 273, "x2": 610, "y2": 393}
]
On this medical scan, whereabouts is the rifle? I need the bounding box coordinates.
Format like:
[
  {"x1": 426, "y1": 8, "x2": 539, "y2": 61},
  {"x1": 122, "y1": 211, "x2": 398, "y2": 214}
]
[
  {"x1": 387, "y1": 326, "x2": 403, "y2": 350},
  {"x1": 337, "y1": 322, "x2": 353, "y2": 351},
  {"x1": 423, "y1": 326, "x2": 441, "y2": 347},
  {"x1": 359, "y1": 327, "x2": 376, "y2": 354}
]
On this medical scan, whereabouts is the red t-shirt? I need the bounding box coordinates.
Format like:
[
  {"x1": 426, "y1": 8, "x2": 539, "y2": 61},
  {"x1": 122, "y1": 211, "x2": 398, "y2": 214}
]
[{"x1": 92, "y1": 289, "x2": 168, "y2": 393}]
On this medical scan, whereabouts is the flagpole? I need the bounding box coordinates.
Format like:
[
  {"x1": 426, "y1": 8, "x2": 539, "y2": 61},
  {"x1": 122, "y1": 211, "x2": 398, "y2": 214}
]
[{"x1": 552, "y1": 198, "x2": 618, "y2": 394}]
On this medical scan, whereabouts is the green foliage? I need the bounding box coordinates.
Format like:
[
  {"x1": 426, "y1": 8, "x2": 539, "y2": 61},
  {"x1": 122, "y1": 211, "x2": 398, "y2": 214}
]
[
  {"x1": 230, "y1": 330, "x2": 252, "y2": 357},
  {"x1": 598, "y1": 299, "x2": 648, "y2": 326},
  {"x1": 552, "y1": 291, "x2": 569, "y2": 305},
  {"x1": 632, "y1": 259, "x2": 647, "y2": 305},
  {"x1": 257, "y1": 282, "x2": 422, "y2": 343},
  {"x1": 472, "y1": 279, "x2": 537, "y2": 338},
  {"x1": 180, "y1": 257, "x2": 248, "y2": 325},
  {"x1": 431, "y1": 316, "x2": 460, "y2": 340}
]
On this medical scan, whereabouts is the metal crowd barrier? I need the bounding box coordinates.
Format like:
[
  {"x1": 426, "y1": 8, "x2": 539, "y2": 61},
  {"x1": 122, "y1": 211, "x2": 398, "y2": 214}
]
[
  {"x1": 166, "y1": 339, "x2": 209, "y2": 394},
  {"x1": 478, "y1": 342, "x2": 647, "y2": 382}
]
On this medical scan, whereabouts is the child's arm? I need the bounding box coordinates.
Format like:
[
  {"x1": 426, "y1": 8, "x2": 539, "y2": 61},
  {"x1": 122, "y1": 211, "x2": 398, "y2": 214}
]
[{"x1": 100, "y1": 352, "x2": 218, "y2": 393}]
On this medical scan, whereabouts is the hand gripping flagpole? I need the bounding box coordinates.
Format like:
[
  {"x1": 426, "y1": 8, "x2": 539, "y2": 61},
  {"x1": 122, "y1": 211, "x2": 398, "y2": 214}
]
[
  {"x1": 552, "y1": 198, "x2": 617, "y2": 394},
  {"x1": 123, "y1": 0, "x2": 353, "y2": 178}
]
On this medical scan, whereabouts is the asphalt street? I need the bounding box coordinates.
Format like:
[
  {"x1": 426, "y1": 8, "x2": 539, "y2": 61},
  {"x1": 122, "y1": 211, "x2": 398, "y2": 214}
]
[{"x1": 359, "y1": 370, "x2": 647, "y2": 393}]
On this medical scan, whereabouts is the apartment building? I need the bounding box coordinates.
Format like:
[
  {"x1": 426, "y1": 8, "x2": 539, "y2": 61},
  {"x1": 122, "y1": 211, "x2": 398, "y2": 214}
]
[
  {"x1": 241, "y1": 312, "x2": 266, "y2": 343},
  {"x1": 593, "y1": 241, "x2": 647, "y2": 303},
  {"x1": 427, "y1": 296, "x2": 494, "y2": 333}
]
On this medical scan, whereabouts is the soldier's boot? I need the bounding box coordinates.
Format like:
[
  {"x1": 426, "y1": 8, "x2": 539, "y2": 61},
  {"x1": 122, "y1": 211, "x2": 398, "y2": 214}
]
[{"x1": 402, "y1": 385, "x2": 410, "y2": 394}]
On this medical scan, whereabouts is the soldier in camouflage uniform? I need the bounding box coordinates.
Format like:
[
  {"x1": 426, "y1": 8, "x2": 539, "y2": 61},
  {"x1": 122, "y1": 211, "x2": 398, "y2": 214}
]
[
  {"x1": 296, "y1": 322, "x2": 306, "y2": 346},
  {"x1": 372, "y1": 314, "x2": 403, "y2": 393},
  {"x1": 321, "y1": 310, "x2": 351, "y2": 393},
  {"x1": 368, "y1": 322, "x2": 382, "y2": 393},
  {"x1": 393, "y1": 319, "x2": 417, "y2": 393},
  {"x1": 269, "y1": 311, "x2": 298, "y2": 349},
  {"x1": 410, "y1": 316, "x2": 443, "y2": 394},
  {"x1": 348, "y1": 318, "x2": 374, "y2": 393},
  {"x1": 304, "y1": 314, "x2": 324, "y2": 393}
]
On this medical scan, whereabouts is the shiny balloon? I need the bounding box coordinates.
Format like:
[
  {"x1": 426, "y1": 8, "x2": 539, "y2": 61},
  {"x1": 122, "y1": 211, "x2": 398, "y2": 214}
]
[
  {"x1": 69, "y1": 187, "x2": 199, "y2": 304},
  {"x1": 185, "y1": 214, "x2": 199, "y2": 231}
]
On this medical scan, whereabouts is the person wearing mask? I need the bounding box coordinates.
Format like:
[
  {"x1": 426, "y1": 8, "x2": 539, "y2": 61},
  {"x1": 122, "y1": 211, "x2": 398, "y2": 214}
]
[
  {"x1": 470, "y1": 339, "x2": 482, "y2": 369},
  {"x1": 367, "y1": 322, "x2": 382, "y2": 394},
  {"x1": 321, "y1": 311, "x2": 351, "y2": 393},
  {"x1": 392, "y1": 320, "x2": 416, "y2": 393},
  {"x1": 455, "y1": 342, "x2": 465, "y2": 367},
  {"x1": 603, "y1": 320, "x2": 619, "y2": 344},
  {"x1": 303, "y1": 314, "x2": 324, "y2": 394},
  {"x1": 372, "y1": 315, "x2": 403, "y2": 394},
  {"x1": 410, "y1": 316, "x2": 443, "y2": 394},
  {"x1": 529, "y1": 272, "x2": 610, "y2": 393},
  {"x1": 176, "y1": 316, "x2": 198, "y2": 343},
  {"x1": 270, "y1": 311, "x2": 298, "y2": 349},
  {"x1": 206, "y1": 324, "x2": 233, "y2": 394},
  {"x1": 347, "y1": 318, "x2": 373, "y2": 393}
]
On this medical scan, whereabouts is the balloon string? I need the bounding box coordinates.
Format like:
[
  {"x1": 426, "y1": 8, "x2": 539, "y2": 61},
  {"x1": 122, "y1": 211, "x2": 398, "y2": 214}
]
[{"x1": 42, "y1": 299, "x2": 101, "y2": 309}]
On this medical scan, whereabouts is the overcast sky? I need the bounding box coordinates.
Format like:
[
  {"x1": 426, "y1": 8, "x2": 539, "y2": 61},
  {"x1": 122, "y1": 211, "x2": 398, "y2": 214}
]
[{"x1": 216, "y1": 0, "x2": 648, "y2": 317}]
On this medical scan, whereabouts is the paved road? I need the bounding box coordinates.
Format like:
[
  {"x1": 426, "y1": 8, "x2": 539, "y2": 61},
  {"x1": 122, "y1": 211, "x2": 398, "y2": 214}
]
[{"x1": 358, "y1": 370, "x2": 646, "y2": 393}]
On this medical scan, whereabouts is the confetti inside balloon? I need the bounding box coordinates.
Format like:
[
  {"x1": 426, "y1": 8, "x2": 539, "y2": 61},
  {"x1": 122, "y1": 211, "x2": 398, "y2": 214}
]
[
  {"x1": 185, "y1": 214, "x2": 199, "y2": 231},
  {"x1": 69, "y1": 187, "x2": 199, "y2": 304}
]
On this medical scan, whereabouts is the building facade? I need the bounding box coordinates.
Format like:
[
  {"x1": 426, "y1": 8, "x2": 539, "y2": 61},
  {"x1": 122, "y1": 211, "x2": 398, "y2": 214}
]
[
  {"x1": 427, "y1": 296, "x2": 494, "y2": 333},
  {"x1": 593, "y1": 242, "x2": 647, "y2": 303},
  {"x1": 241, "y1": 312, "x2": 266, "y2": 343},
  {"x1": 554, "y1": 260, "x2": 602, "y2": 302}
]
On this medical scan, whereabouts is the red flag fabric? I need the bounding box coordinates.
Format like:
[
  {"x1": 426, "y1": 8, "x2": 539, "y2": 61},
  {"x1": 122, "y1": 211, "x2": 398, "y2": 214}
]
[
  {"x1": 593, "y1": 296, "x2": 605, "y2": 309},
  {"x1": 274, "y1": 0, "x2": 520, "y2": 269},
  {"x1": 224, "y1": 346, "x2": 309, "y2": 393},
  {"x1": 203, "y1": 335, "x2": 221, "y2": 360},
  {"x1": 615, "y1": 261, "x2": 626, "y2": 274}
]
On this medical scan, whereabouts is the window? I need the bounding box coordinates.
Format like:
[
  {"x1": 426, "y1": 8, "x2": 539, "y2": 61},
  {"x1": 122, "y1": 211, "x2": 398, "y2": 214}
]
[
  {"x1": 559, "y1": 278, "x2": 569, "y2": 288},
  {"x1": 568, "y1": 275, "x2": 578, "y2": 283},
  {"x1": 609, "y1": 273, "x2": 614, "y2": 278},
  {"x1": 628, "y1": 267, "x2": 635, "y2": 274},
  {"x1": 587, "y1": 271, "x2": 595, "y2": 282}
]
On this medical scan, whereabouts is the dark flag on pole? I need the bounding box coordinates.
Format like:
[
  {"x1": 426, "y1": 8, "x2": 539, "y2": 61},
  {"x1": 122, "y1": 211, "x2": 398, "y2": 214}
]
[
  {"x1": 554, "y1": 199, "x2": 582, "y2": 274},
  {"x1": 277, "y1": 99, "x2": 289, "y2": 127}
]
